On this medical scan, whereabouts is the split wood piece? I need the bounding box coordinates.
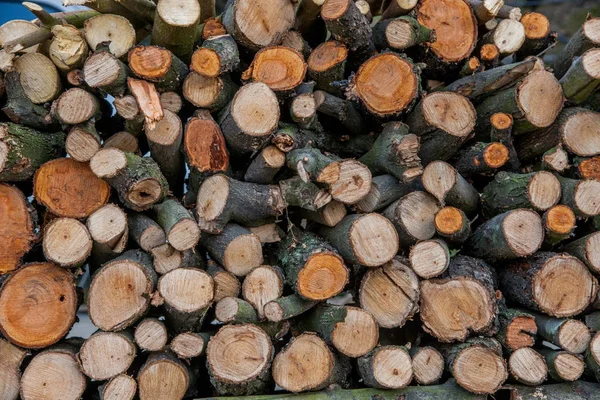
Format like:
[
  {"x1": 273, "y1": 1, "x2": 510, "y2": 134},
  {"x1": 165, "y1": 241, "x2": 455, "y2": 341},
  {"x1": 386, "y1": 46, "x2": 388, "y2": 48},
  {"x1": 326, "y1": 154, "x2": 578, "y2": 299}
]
[
  {"x1": 380, "y1": 0, "x2": 417, "y2": 20},
  {"x1": 516, "y1": 12, "x2": 556, "y2": 61},
  {"x1": 443, "y1": 338, "x2": 507, "y2": 394},
  {"x1": 150, "y1": 0, "x2": 200, "y2": 62},
  {"x1": 307, "y1": 41, "x2": 347, "y2": 95},
  {"x1": 359, "y1": 257, "x2": 418, "y2": 328},
  {"x1": 558, "y1": 175, "x2": 600, "y2": 218},
  {"x1": 244, "y1": 146, "x2": 286, "y2": 184},
  {"x1": 560, "y1": 48, "x2": 600, "y2": 105},
  {"x1": 99, "y1": 374, "x2": 137, "y2": 400},
  {"x1": 420, "y1": 255, "x2": 497, "y2": 342},
  {"x1": 280, "y1": 176, "x2": 331, "y2": 212},
  {"x1": 34, "y1": 157, "x2": 110, "y2": 218},
  {"x1": 277, "y1": 229, "x2": 349, "y2": 300},
  {"x1": 290, "y1": 93, "x2": 319, "y2": 130},
  {"x1": 575, "y1": 156, "x2": 600, "y2": 179},
  {"x1": 383, "y1": 191, "x2": 440, "y2": 245},
  {"x1": 129, "y1": 45, "x2": 188, "y2": 92},
  {"x1": 151, "y1": 244, "x2": 203, "y2": 275},
  {"x1": 0, "y1": 262, "x2": 77, "y2": 348},
  {"x1": 66, "y1": 123, "x2": 101, "y2": 162},
  {"x1": 442, "y1": 58, "x2": 536, "y2": 100},
  {"x1": 157, "y1": 267, "x2": 214, "y2": 332},
  {"x1": 452, "y1": 142, "x2": 509, "y2": 176},
  {"x1": 296, "y1": 200, "x2": 348, "y2": 227},
  {"x1": 410, "y1": 346, "x2": 444, "y2": 385},
  {"x1": 508, "y1": 347, "x2": 547, "y2": 386},
  {"x1": 0, "y1": 338, "x2": 26, "y2": 400},
  {"x1": 171, "y1": 332, "x2": 209, "y2": 359},
  {"x1": 196, "y1": 174, "x2": 285, "y2": 234},
  {"x1": 54, "y1": 88, "x2": 101, "y2": 125},
  {"x1": 466, "y1": 209, "x2": 543, "y2": 261},
  {"x1": 359, "y1": 121, "x2": 422, "y2": 182},
  {"x1": 0, "y1": 19, "x2": 40, "y2": 52},
  {"x1": 499, "y1": 252, "x2": 598, "y2": 318},
  {"x1": 83, "y1": 14, "x2": 136, "y2": 58},
  {"x1": 319, "y1": 213, "x2": 399, "y2": 267},
  {"x1": 89, "y1": 149, "x2": 168, "y2": 211},
  {"x1": 104, "y1": 132, "x2": 140, "y2": 154},
  {"x1": 207, "y1": 261, "x2": 241, "y2": 302},
  {"x1": 47, "y1": 24, "x2": 87, "y2": 72},
  {"x1": 553, "y1": 17, "x2": 600, "y2": 79},
  {"x1": 406, "y1": 92, "x2": 476, "y2": 164},
  {"x1": 13, "y1": 53, "x2": 61, "y2": 105},
  {"x1": 83, "y1": 50, "x2": 130, "y2": 97},
  {"x1": 497, "y1": 3, "x2": 521, "y2": 20},
  {"x1": 295, "y1": 304, "x2": 378, "y2": 358},
  {"x1": 562, "y1": 232, "x2": 600, "y2": 275},
  {"x1": 160, "y1": 91, "x2": 182, "y2": 114},
  {"x1": 264, "y1": 294, "x2": 317, "y2": 322},
  {"x1": 543, "y1": 205, "x2": 576, "y2": 245},
  {"x1": 295, "y1": 0, "x2": 327, "y2": 46},
  {"x1": 43, "y1": 217, "x2": 92, "y2": 268},
  {"x1": 87, "y1": 203, "x2": 128, "y2": 264},
  {"x1": 434, "y1": 206, "x2": 471, "y2": 245},
  {"x1": 128, "y1": 212, "x2": 166, "y2": 251},
  {"x1": 496, "y1": 308, "x2": 537, "y2": 351},
  {"x1": 358, "y1": 346, "x2": 412, "y2": 389},
  {"x1": 409, "y1": 239, "x2": 449, "y2": 279},
  {"x1": 88, "y1": 250, "x2": 157, "y2": 331},
  {"x1": 207, "y1": 324, "x2": 274, "y2": 395},
  {"x1": 287, "y1": 148, "x2": 372, "y2": 204},
  {"x1": 154, "y1": 199, "x2": 199, "y2": 252},
  {"x1": 134, "y1": 317, "x2": 168, "y2": 351},
  {"x1": 353, "y1": 174, "x2": 421, "y2": 213},
  {"x1": 586, "y1": 331, "x2": 600, "y2": 381},
  {"x1": 215, "y1": 297, "x2": 259, "y2": 324},
  {"x1": 273, "y1": 332, "x2": 350, "y2": 393},
  {"x1": 201, "y1": 224, "x2": 264, "y2": 277},
  {"x1": 242, "y1": 265, "x2": 284, "y2": 319},
  {"x1": 0, "y1": 122, "x2": 65, "y2": 182},
  {"x1": 78, "y1": 330, "x2": 136, "y2": 380},
  {"x1": 541, "y1": 146, "x2": 569, "y2": 174},
  {"x1": 538, "y1": 349, "x2": 585, "y2": 382},
  {"x1": 313, "y1": 90, "x2": 367, "y2": 136},
  {"x1": 321, "y1": 0, "x2": 375, "y2": 66},
  {"x1": 0, "y1": 185, "x2": 34, "y2": 274},
  {"x1": 219, "y1": 81, "x2": 279, "y2": 155},
  {"x1": 137, "y1": 351, "x2": 190, "y2": 400},
  {"x1": 191, "y1": 35, "x2": 239, "y2": 78},
  {"x1": 467, "y1": 0, "x2": 503, "y2": 25},
  {"x1": 421, "y1": 161, "x2": 479, "y2": 216},
  {"x1": 20, "y1": 345, "x2": 87, "y2": 400},
  {"x1": 243, "y1": 46, "x2": 307, "y2": 94},
  {"x1": 531, "y1": 312, "x2": 591, "y2": 354},
  {"x1": 222, "y1": 0, "x2": 295, "y2": 51},
  {"x1": 202, "y1": 17, "x2": 227, "y2": 40},
  {"x1": 481, "y1": 171, "x2": 561, "y2": 216},
  {"x1": 481, "y1": 19, "x2": 525, "y2": 56},
  {"x1": 128, "y1": 78, "x2": 164, "y2": 129},
  {"x1": 373, "y1": 16, "x2": 434, "y2": 51},
  {"x1": 249, "y1": 223, "x2": 284, "y2": 244},
  {"x1": 348, "y1": 53, "x2": 419, "y2": 119},
  {"x1": 480, "y1": 43, "x2": 500, "y2": 68},
  {"x1": 476, "y1": 70, "x2": 564, "y2": 134}
]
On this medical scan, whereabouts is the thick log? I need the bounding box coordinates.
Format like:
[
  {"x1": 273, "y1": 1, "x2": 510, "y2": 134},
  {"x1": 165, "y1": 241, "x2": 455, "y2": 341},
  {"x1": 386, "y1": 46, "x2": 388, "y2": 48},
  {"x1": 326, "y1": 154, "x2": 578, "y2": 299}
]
[
  {"x1": 496, "y1": 308, "x2": 537, "y2": 351},
  {"x1": 154, "y1": 198, "x2": 199, "y2": 251},
  {"x1": 138, "y1": 351, "x2": 190, "y2": 400},
  {"x1": 409, "y1": 239, "x2": 449, "y2": 279},
  {"x1": 128, "y1": 45, "x2": 188, "y2": 92},
  {"x1": 553, "y1": 16, "x2": 600, "y2": 79},
  {"x1": 150, "y1": 0, "x2": 200, "y2": 61},
  {"x1": 358, "y1": 346, "x2": 412, "y2": 389},
  {"x1": 207, "y1": 260, "x2": 241, "y2": 302},
  {"x1": 134, "y1": 317, "x2": 168, "y2": 351},
  {"x1": 507, "y1": 347, "x2": 547, "y2": 386},
  {"x1": 128, "y1": 212, "x2": 166, "y2": 251},
  {"x1": 47, "y1": 23, "x2": 87, "y2": 71},
  {"x1": 560, "y1": 48, "x2": 600, "y2": 105},
  {"x1": 516, "y1": 12, "x2": 556, "y2": 61},
  {"x1": 243, "y1": 46, "x2": 307, "y2": 95},
  {"x1": 538, "y1": 350, "x2": 585, "y2": 382},
  {"x1": 242, "y1": 265, "x2": 284, "y2": 319},
  {"x1": 543, "y1": 205, "x2": 576, "y2": 245},
  {"x1": 307, "y1": 41, "x2": 347, "y2": 95},
  {"x1": 558, "y1": 175, "x2": 600, "y2": 218},
  {"x1": 452, "y1": 142, "x2": 509, "y2": 176},
  {"x1": 171, "y1": 332, "x2": 209, "y2": 359},
  {"x1": 13, "y1": 53, "x2": 61, "y2": 105},
  {"x1": 481, "y1": 19, "x2": 525, "y2": 56},
  {"x1": 434, "y1": 206, "x2": 471, "y2": 244},
  {"x1": 43, "y1": 217, "x2": 92, "y2": 268},
  {"x1": 410, "y1": 346, "x2": 444, "y2": 386},
  {"x1": 531, "y1": 311, "x2": 591, "y2": 354},
  {"x1": 383, "y1": 191, "x2": 440, "y2": 245},
  {"x1": 99, "y1": 374, "x2": 137, "y2": 400},
  {"x1": 201, "y1": 223, "x2": 263, "y2": 276},
  {"x1": 0, "y1": 184, "x2": 35, "y2": 273},
  {"x1": 191, "y1": 35, "x2": 240, "y2": 78},
  {"x1": 78, "y1": 330, "x2": 136, "y2": 380},
  {"x1": 83, "y1": 14, "x2": 136, "y2": 58},
  {"x1": 83, "y1": 50, "x2": 130, "y2": 97},
  {"x1": 421, "y1": 161, "x2": 479, "y2": 216},
  {"x1": 215, "y1": 297, "x2": 259, "y2": 324}
]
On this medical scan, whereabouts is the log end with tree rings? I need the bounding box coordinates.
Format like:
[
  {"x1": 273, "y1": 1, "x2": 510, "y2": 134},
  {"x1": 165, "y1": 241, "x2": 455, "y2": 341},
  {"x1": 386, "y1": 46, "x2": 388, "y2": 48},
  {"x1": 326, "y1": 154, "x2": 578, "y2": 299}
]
[
  {"x1": 420, "y1": 277, "x2": 496, "y2": 342},
  {"x1": 181, "y1": 72, "x2": 231, "y2": 110},
  {"x1": 451, "y1": 343, "x2": 508, "y2": 394},
  {"x1": 84, "y1": 14, "x2": 136, "y2": 58},
  {"x1": 527, "y1": 171, "x2": 561, "y2": 211},
  {"x1": 137, "y1": 352, "x2": 190, "y2": 400},
  {"x1": 412, "y1": 347, "x2": 444, "y2": 385},
  {"x1": 508, "y1": 347, "x2": 547, "y2": 386},
  {"x1": 230, "y1": 82, "x2": 280, "y2": 139},
  {"x1": 191, "y1": 47, "x2": 221, "y2": 78},
  {"x1": 548, "y1": 352, "x2": 585, "y2": 381},
  {"x1": 101, "y1": 374, "x2": 137, "y2": 400},
  {"x1": 244, "y1": 46, "x2": 307, "y2": 93},
  {"x1": 561, "y1": 109, "x2": 600, "y2": 157},
  {"x1": 89, "y1": 148, "x2": 128, "y2": 179},
  {"x1": 386, "y1": 191, "x2": 440, "y2": 243},
  {"x1": 330, "y1": 306, "x2": 379, "y2": 357},
  {"x1": 83, "y1": 51, "x2": 123, "y2": 90},
  {"x1": 421, "y1": 92, "x2": 477, "y2": 139},
  {"x1": 359, "y1": 346, "x2": 413, "y2": 389},
  {"x1": 545, "y1": 205, "x2": 576, "y2": 239},
  {"x1": 416, "y1": 0, "x2": 477, "y2": 63},
  {"x1": 14, "y1": 53, "x2": 61, "y2": 105},
  {"x1": 352, "y1": 53, "x2": 419, "y2": 118},
  {"x1": 501, "y1": 209, "x2": 544, "y2": 258},
  {"x1": 297, "y1": 252, "x2": 349, "y2": 300},
  {"x1": 0, "y1": 263, "x2": 77, "y2": 349},
  {"x1": 521, "y1": 12, "x2": 550, "y2": 40},
  {"x1": 43, "y1": 217, "x2": 92, "y2": 267},
  {"x1": 409, "y1": 239, "x2": 450, "y2": 279},
  {"x1": 78, "y1": 331, "x2": 137, "y2": 380},
  {"x1": 504, "y1": 315, "x2": 538, "y2": 350},
  {"x1": 158, "y1": 268, "x2": 214, "y2": 323},
  {"x1": 242, "y1": 265, "x2": 283, "y2": 318},
  {"x1": 556, "y1": 319, "x2": 592, "y2": 354},
  {"x1": 516, "y1": 70, "x2": 564, "y2": 130},
  {"x1": 54, "y1": 88, "x2": 99, "y2": 125},
  {"x1": 308, "y1": 40, "x2": 348, "y2": 73},
  {"x1": 128, "y1": 45, "x2": 173, "y2": 81},
  {"x1": 490, "y1": 19, "x2": 526, "y2": 55},
  {"x1": 134, "y1": 318, "x2": 168, "y2": 352},
  {"x1": 66, "y1": 125, "x2": 101, "y2": 162},
  {"x1": 421, "y1": 161, "x2": 458, "y2": 203},
  {"x1": 347, "y1": 213, "x2": 399, "y2": 267},
  {"x1": 482, "y1": 142, "x2": 510, "y2": 169},
  {"x1": 0, "y1": 184, "x2": 35, "y2": 274},
  {"x1": 318, "y1": 159, "x2": 372, "y2": 205},
  {"x1": 171, "y1": 332, "x2": 207, "y2": 359}
]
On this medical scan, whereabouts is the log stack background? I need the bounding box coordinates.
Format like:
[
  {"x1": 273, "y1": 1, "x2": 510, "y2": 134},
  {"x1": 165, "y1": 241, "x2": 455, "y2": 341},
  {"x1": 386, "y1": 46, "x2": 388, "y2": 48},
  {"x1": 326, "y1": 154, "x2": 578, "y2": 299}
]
[{"x1": 1, "y1": 0, "x2": 600, "y2": 399}]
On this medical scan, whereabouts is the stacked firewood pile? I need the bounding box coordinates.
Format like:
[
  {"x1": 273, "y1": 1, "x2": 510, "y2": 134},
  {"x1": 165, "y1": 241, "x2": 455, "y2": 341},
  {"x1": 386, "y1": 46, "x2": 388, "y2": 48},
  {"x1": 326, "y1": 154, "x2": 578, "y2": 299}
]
[{"x1": 1, "y1": 0, "x2": 600, "y2": 398}]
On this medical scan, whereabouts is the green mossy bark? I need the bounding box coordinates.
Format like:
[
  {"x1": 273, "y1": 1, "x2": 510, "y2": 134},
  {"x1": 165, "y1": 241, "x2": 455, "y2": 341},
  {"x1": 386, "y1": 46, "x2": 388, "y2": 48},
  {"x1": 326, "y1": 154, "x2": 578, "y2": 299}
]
[
  {"x1": 293, "y1": 304, "x2": 348, "y2": 344},
  {"x1": 561, "y1": 233, "x2": 600, "y2": 273},
  {"x1": 505, "y1": 381, "x2": 600, "y2": 400},
  {"x1": 279, "y1": 176, "x2": 329, "y2": 211},
  {"x1": 553, "y1": 17, "x2": 600, "y2": 79},
  {"x1": 197, "y1": 35, "x2": 240, "y2": 76},
  {"x1": 373, "y1": 16, "x2": 434, "y2": 51},
  {"x1": 481, "y1": 171, "x2": 553, "y2": 216},
  {"x1": 560, "y1": 50, "x2": 600, "y2": 105},
  {"x1": 452, "y1": 142, "x2": 505, "y2": 176},
  {"x1": 218, "y1": 298, "x2": 258, "y2": 324},
  {"x1": 264, "y1": 294, "x2": 317, "y2": 322},
  {"x1": 154, "y1": 198, "x2": 196, "y2": 246},
  {"x1": 151, "y1": 2, "x2": 200, "y2": 62},
  {"x1": 538, "y1": 349, "x2": 584, "y2": 382}
]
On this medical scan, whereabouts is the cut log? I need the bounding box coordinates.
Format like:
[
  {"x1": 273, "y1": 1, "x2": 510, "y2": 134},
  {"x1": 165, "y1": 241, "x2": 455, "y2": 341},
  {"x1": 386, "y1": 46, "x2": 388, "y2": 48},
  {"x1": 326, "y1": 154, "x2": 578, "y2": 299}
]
[
  {"x1": 154, "y1": 198, "x2": 200, "y2": 251},
  {"x1": 242, "y1": 265, "x2": 284, "y2": 319},
  {"x1": 128, "y1": 212, "x2": 166, "y2": 251},
  {"x1": 508, "y1": 347, "x2": 547, "y2": 386},
  {"x1": 0, "y1": 184, "x2": 35, "y2": 274},
  {"x1": 86, "y1": 203, "x2": 128, "y2": 266},
  {"x1": 480, "y1": 43, "x2": 500, "y2": 68},
  {"x1": 562, "y1": 232, "x2": 600, "y2": 274},
  {"x1": 169, "y1": 332, "x2": 208, "y2": 359},
  {"x1": 538, "y1": 350, "x2": 585, "y2": 382},
  {"x1": 272, "y1": 332, "x2": 350, "y2": 392},
  {"x1": 276, "y1": 229, "x2": 349, "y2": 300},
  {"x1": 83, "y1": 14, "x2": 136, "y2": 58},
  {"x1": 452, "y1": 142, "x2": 509, "y2": 176},
  {"x1": 249, "y1": 224, "x2": 283, "y2": 243},
  {"x1": 90, "y1": 149, "x2": 168, "y2": 211},
  {"x1": 532, "y1": 312, "x2": 591, "y2": 354},
  {"x1": 0, "y1": 262, "x2": 77, "y2": 348},
  {"x1": 201, "y1": 223, "x2": 263, "y2": 276},
  {"x1": 243, "y1": 46, "x2": 307, "y2": 94},
  {"x1": 0, "y1": 338, "x2": 26, "y2": 400},
  {"x1": 83, "y1": 50, "x2": 130, "y2": 97},
  {"x1": 421, "y1": 161, "x2": 479, "y2": 216},
  {"x1": 66, "y1": 123, "x2": 101, "y2": 162},
  {"x1": 358, "y1": 346, "x2": 412, "y2": 389},
  {"x1": 137, "y1": 351, "x2": 190, "y2": 400},
  {"x1": 264, "y1": 294, "x2": 317, "y2": 322},
  {"x1": 157, "y1": 267, "x2": 214, "y2": 332},
  {"x1": 496, "y1": 308, "x2": 537, "y2": 351},
  {"x1": 307, "y1": 40, "x2": 347, "y2": 94},
  {"x1": 410, "y1": 346, "x2": 444, "y2": 385},
  {"x1": 54, "y1": 88, "x2": 101, "y2": 125},
  {"x1": 206, "y1": 324, "x2": 274, "y2": 395},
  {"x1": 191, "y1": 35, "x2": 240, "y2": 78},
  {"x1": 20, "y1": 345, "x2": 87, "y2": 400},
  {"x1": 207, "y1": 261, "x2": 241, "y2": 302},
  {"x1": 373, "y1": 16, "x2": 434, "y2": 51},
  {"x1": 78, "y1": 330, "x2": 136, "y2": 380},
  {"x1": 481, "y1": 19, "x2": 525, "y2": 56},
  {"x1": 151, "y1": 244, "x2": 203, "y2": 275},
  {"x1": 202, "y1": 17, "x2": 227, "y2": 40},
  {"x1": 553, "y1": 17, "x2": 600, "y2": 79},
  {"x1": 296, "y1": 200, "x2": 348, "y2": 227},
  {"x1": 128, "y1": 45, "x2": 188, "y2": 92},
  {"x1": 560, "y1": 49, "x2": 600, "y2": 105},
  {"x1": 290, "y1": 93, "x2": 319, "y2": 129},
  {"x1": 353, "y1": 174, "x2": 421, "y2": 214},
  {"x1": 88, "y1": 250, "x2": 157, "y2": 331},
  {"x1": 43, "y1": 217, "x2": 92, "y2": 268},
  {"x1": 215, "y1": 297, "x2": 259, "y2": 324},
  {"x1": 409, "y1": 239, "x2": 449, "y2": 279},
  {"x1": 0, "y1": 19, "x2": 40, "y2": 53},
  {"x1": 499, "y1": 252, "x2": 598, "y2": 318},
  {"x1": 558, "y1": 175, "x2": 600, "y2": 218},
  {"x1": 244, "y1": 146, "x2": 286, "y2": 184},
  {"x1": 313, "y1": 90, "x2": 367, "y2": 136},
  {"x1": 134, "y1": 317, "x2": 168, "y2": 352},
  {"x1": 150, "y1": 0, "x2": 200, "y2": 61},
  {"x1": 406, "y1": 92, "x2": 476, "y2": 164},
  {"x1": 575, "y1": 156, "x2": 600, "y2": 180},
  {"x1": 466, "y1": 209, "x2": 543, "y2": 261},
  {"x1": 382, "y1": 191, "x2": 440, "y2": 245},
  {"x1": 13, "y1": 53, "x2": 61, "y2": 105},
  {"x1": 434, "y1": 206, "x2": 471, "y2": 244},
  {"x1": 160, "y1": 91, "x2": 183, "y2": 113},
  {"x1": 497, "y1": 4, "x2": 521, "y2": 20},
  {"x1": 516, "y1": 12, "x2": 556, "y2": 61},
  {"x1": 467, "y1": 0, "x2": 503, "y2": 25},
  {"x1": 381, "y1": 0, "x2": 417, "y2": 20},
  {"x1": 585, "y1": 331, "x2": 600, "y2": 381},
  {"x1": 99, "y1": 374, "x2": 137, "y2": 400},
  {"x1": 543, "y1": 205, "x2": 576, "y2": 245}
]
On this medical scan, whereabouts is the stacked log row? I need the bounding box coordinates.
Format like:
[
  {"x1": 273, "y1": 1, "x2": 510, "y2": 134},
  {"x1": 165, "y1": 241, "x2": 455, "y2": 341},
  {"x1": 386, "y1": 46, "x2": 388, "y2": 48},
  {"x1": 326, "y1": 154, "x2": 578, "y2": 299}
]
[{"x1": 1, "y1": 1, "x2": 600, "y2": 400}]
